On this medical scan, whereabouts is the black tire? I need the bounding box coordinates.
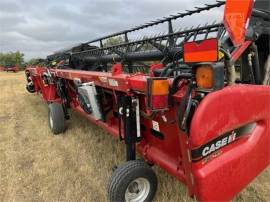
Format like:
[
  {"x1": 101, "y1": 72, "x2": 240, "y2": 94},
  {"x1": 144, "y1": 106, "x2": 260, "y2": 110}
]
[
  {"x1": 108, "y1": 160, "x2": 157, "y2": 202},
  {"x1": 48, "y1": 102, "x2": 65, "y2": 135},
  {"x1": 26, "y1": 83, "x2": 35, "y2": 93}
]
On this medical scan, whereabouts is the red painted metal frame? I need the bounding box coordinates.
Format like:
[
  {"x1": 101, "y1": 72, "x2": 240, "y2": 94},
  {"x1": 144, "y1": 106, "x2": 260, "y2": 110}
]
[
  {"x1": 231, "y1": 40, "x2": 252, "y2": 62},
  {"x1": 53, "y1": 69, "x2": 148, "y2": 92},
  {"x1": 26, "y1": 66, "x2": 190, "y2": 187},
  {"x1": 26, "y1": 64, "x2": 270, "y2": 201}
]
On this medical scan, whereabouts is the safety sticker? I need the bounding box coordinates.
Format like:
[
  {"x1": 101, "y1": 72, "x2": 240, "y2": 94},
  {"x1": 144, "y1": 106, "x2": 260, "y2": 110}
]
[
  {"x1": 108, "y1": 79, "x2": 118, "y2": 87},
  {"x1": 152, "y1": 120, "x2": 160, "y2": 132}
]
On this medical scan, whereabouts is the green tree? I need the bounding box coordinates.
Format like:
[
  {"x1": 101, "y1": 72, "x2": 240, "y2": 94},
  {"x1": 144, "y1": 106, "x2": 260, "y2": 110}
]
[
  {"x1": 103, "y1": 36, "x2": 124, "y2": 47},
  {"x1": 0, "y1": 51, "x2": 25, "y2": 69},
  {"x1": 102, "y1": 36, "x2": 153, "y2": 51},
  {"x1": 28, "y1": 58, "x2": 40, "y2": 65},
  {"x1": 27, "y1": 58, "x2": 46, "y2": 66}
]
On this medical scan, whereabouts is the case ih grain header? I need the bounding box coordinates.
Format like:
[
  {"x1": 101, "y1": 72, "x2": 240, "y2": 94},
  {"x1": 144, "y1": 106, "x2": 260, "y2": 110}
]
[{"x1": 25, "y1": 0, "x2": 270, "y2": 201}]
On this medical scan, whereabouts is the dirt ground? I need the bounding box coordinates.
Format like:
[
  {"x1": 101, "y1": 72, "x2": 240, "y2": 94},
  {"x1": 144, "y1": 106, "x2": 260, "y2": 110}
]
[{"x1": 0, "y1": 71, "x2": 269, "y2": 202}]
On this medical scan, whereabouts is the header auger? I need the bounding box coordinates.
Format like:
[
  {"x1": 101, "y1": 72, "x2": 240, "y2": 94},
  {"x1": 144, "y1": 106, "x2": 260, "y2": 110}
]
[{"x1": 25, "y1": 0, "x2": 270, "y2": 201}]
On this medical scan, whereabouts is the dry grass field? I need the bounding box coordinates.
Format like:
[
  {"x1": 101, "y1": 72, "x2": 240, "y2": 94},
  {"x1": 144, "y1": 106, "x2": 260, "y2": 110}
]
[{"x1": 0, "y1": 71, "x2": 269, "y2": 202}]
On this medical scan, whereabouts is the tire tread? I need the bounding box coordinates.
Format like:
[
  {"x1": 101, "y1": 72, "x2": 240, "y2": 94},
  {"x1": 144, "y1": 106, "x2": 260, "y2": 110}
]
[
  {"x1": 48, "y1": 102, "x2": 65, "y2": 134},
  {"x1": 108, "y1": 160, "x2": 157, "y2": 202}
]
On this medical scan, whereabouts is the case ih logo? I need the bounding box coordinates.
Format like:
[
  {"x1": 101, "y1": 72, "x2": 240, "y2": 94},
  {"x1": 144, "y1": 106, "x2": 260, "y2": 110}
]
[
  {"x1": 191, "y1": 130, "x2": 242, "y2": 162},
  {"x1": 202, "y1": 131, "x2": 236, "y2": 157}
]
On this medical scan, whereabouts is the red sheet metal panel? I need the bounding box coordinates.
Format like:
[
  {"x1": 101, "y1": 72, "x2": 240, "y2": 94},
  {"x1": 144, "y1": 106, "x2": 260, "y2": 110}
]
[
  {"x1": 50, "y1": 69, "x2": 148, "y2": 93},
  {"x1": 190, "y1": 85, "x2": 270, "y2": 201},
  {"x1": 224, "y1": 0, "x2": 254, "y2": 46}
]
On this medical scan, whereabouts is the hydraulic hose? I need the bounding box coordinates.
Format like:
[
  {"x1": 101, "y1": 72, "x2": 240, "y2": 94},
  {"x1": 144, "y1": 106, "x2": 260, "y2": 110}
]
[
  {"x1": 170, "y1": 73, "x2": 192, "y2": 95},
  {"x1": 177, "y1": 83, "x2": 193, "y2": 132},
  {"x1": 220, "y1": 48, "x2": 236, "y2": 85},
  {"x1": 160, "y1": 63, "x2": 175, "y2": 77},
  {"x1": 251, "y1": 43, "x2": 262, "y2": 84}
]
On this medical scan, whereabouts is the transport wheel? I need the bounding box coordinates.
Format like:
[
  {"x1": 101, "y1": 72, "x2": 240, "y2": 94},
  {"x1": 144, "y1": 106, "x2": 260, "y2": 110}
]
[
  {"x1": 26, "y1": 83, "x2": 35, "y2": 93},
  {"x1": 48, "y1": 102, "x2": 65, "y2": 135},
  {"x1": 108, "y1": 160, "x2": 157, "y2": 202}
]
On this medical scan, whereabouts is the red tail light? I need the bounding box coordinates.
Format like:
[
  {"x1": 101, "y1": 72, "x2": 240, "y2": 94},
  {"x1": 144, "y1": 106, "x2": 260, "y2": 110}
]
[
  {"x1": 151, "y1": 95, "x2": 168, "y2": 109},
  {"x1": 147, "y1": 78, "x2": 169, "y2": 111}
]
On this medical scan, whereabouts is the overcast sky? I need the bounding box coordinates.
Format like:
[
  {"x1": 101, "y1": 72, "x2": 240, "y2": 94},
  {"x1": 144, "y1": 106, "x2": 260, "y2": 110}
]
[{"x1": 0, "y1": 0, "x2": 223, "y2": 61}]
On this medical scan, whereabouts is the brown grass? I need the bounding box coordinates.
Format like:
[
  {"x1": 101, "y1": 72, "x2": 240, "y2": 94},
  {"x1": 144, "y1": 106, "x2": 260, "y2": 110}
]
[{"x1": 0, "y1": 71, "x2": 269, "y2": 202}]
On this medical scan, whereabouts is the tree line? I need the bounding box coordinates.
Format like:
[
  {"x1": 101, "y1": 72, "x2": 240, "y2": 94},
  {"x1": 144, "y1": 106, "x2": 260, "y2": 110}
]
[{"x1": 0, "y1": 51, "x2": 25, "y2": 69}]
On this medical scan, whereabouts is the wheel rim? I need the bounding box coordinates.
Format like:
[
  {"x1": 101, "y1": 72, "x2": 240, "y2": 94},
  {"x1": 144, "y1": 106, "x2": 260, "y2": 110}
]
[
  {"x1": 125, "y1": 177, "x2": 150, "y2": 202},
  {"x1": 49, "y1": 114, "x2": 53, "y2": 128}
]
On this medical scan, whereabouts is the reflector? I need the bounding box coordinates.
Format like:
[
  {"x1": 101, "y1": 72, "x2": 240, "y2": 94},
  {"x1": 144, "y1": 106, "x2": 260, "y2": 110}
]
[
  {"x1": 224, "y1": 0, "x2": 254, "y2": 46},
  {"x1": 184, "y1": 38, "x2": 218, "y2": 63}
]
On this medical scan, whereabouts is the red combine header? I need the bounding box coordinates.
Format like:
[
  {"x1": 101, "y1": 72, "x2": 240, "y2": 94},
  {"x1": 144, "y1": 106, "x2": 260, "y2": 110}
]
[{"x1": 25, "y1": 0, "x2": 270, "y2": 201}]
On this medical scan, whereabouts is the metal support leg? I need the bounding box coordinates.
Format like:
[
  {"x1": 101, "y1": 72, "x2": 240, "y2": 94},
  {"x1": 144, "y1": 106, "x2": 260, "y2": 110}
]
[{"x1": 118, "y1": 96, "x2": 140, "y2": 161}]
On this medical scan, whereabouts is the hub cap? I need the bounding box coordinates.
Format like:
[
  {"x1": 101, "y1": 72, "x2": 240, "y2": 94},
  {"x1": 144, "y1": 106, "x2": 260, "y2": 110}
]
[
  {"x1": 125, "y1": 178, "x2": 150, "y2": 202},
  {"x1": 49, "y1": 114, "x2": 53, "y2": 128}
]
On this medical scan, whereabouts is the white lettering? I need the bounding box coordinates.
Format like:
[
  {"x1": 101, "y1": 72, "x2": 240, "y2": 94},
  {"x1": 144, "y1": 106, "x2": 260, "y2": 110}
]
[
  {"x1": 201, "y1": 133, "x2": 238, "y2": 157},
  {"x1": 215, "y1": 140, "x2": 222, "y2": 150},
  {"x1": 209, "y1": 144, "x2": 216, "y2": 153},
  {"x1": 221, "y1": 137, "x2": 228, "y2": 146},
  {"x1": 202, "y1": 146, "x2": 210, "y2": 156}
]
